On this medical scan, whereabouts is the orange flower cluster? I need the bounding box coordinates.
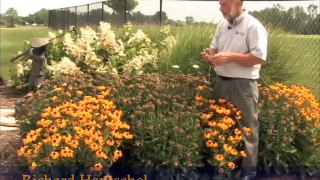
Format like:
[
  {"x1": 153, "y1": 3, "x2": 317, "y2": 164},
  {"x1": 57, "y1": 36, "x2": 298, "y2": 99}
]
[
  {"x1": 263, "y1": 83, "x2": 319, "y2": 126},
  {"x1": 18, "y1": 86, "x2": 133, "y2": 171},
  {"x1": 195, "y1": 87, "x2": 250, "y2": 170}
]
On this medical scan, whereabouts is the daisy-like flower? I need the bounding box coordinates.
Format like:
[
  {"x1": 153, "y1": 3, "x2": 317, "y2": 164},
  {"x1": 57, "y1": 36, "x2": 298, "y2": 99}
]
[{"x1": 192, "y1": 64, "x2": 200, "y2": 69}]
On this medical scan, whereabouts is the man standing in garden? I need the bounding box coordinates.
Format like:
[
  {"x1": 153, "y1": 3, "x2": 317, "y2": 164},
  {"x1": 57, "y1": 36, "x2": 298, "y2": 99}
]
[{"x1": 202, "y1": 0, "x2": 268, "y2": 179}]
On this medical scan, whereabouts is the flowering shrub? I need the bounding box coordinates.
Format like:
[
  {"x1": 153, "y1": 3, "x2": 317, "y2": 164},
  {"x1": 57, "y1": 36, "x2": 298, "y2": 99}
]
[
  {"x1": 11, "y1": 23, "x2": 176, "y2": 89},
  {"x1": 98, "y1": 73, "x2": 212, "y2": 167},
  {"x1": 258, "y1": 83, "x2": 320, "y2": 169},
  {"x1": 17, "y1": 84, "x2": 132, "y2": 171},
  {"x1": 46, "y1": 57, "x2": 81, "y2": 77},
  {"x1": 110, "y1": 22, "x2": 159, "y2": 76},
  {"x1": 15, "y1": 72, "x2": 103, "y2": 136},
  {"x1": 196, "y1": 88, "x2": 250, "y2": 173},
  {"x1": 63, "y1": 22, "x2": 168, "y2": 76},
  {"x1": 9, "y1": 59, "x2": 32, "y2": 89},
  {"x1": 14, "y1": 68, "x2": 320, "y2": 178}
]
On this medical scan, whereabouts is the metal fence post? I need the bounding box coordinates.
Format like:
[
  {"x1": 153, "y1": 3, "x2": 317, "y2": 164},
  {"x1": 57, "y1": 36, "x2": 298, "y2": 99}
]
[
  {"x1": 87, "y1": 4, "x2": 90, "y2": 25},
  {"x1": 48, "y1": 10, "x2": 52, "y2": 28},
  {"x1": 160, "y1": 0, "x2": 163, "y2": 26},
  {"x1": 124, "y1": 0, "x2": 127, "y2": 25},
  {"x1": 102, "y1": 2, "x2": 104, "y2": 22},
  {"x1": 75, "y1": 6, "x2": 78, "y2": 29},
  {"x1": 66, "y1": 9, "x2": 69, "y2": 30}
]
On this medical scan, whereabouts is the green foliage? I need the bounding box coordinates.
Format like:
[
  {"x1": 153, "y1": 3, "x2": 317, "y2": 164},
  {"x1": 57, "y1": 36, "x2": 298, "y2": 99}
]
[
  {"x1": 197, "y1": 96, "x2": 248, "y2": 171},
  {"x1": 157, "y1": 25, "x2": 216, "y2": 77},
  {"x1": 251, "y1": 4, "x2": 320, "y2": 34},
  {"x1": 258, "y1": 83, "x2": 320, "y2": 170},
  {"x1": 9, "y1": 60, "x2": 31, "y2": 90},
  {"x1": 0, "y1": 20, "x2": 6, "y2": 26},
  {"x1": 99, "y1": 73, "x2": 210, "y2": 167},
  {"x1": 260, "y1": 32, "x2": 294, "y2": 85},
  {"x1": 32, "y1": 8, "x2": 49, "y2": 25},
  {"x1": 4, "y1": 7, "x2": 19, "y2": 27},
  {"x1": 105, "y1": 0, "x2": 139, "y2": 15},
  {"x1": 15, "y1": 70, "x2": 320, "y2": 171}
]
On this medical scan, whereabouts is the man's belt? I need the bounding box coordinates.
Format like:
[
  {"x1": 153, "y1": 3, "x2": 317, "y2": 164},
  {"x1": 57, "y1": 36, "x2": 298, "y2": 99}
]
[
  {"x1": 217, "y1": 75, "x2": 258, "y2": 81},
  {"x1": 217, "y1": 75, "x2": 237, "y2": 80}
]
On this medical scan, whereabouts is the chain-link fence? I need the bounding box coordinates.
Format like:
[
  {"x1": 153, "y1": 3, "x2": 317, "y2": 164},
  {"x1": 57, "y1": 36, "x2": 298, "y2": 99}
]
[
  {"x1": 48, "y1": 0, "x2": 319, "y2": 96},
  {"x1": 48, "y1": 0, "x2": 319, "y2": 29}
]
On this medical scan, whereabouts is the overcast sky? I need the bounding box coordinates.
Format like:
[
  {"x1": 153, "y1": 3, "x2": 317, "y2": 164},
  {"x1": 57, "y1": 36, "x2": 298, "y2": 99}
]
[{"x1": 0, "y1": 0, "x2": 318, "y2": 22}]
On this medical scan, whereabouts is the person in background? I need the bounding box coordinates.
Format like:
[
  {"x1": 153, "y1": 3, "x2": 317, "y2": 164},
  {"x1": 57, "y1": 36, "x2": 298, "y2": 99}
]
[
  {"x1": 202, "y1": 0, "x2": 268, "y2": 179},
  {"x1": 28, "y1": 38, "x2": 49, "y2": 91}
]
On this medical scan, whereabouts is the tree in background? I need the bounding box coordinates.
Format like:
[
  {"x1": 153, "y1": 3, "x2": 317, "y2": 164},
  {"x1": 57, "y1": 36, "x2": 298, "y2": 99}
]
[
  {"x1": 33, "y1": 8, "x2": 49, "y2": 25},
  {"x1": 251, "y1": 4, "x2": 319, "y2": 35},
  {"x1": 185, "y1": 16, "x2": 195, "y2": 24},
  {"x1": 304, "y1": 4, "x2": 320, "y2": 34},
  {"x1": 307, "y1": 4, "x2": 318, "y2": 18},
  {"x1": 4, "y1": 7, "x2": 19, "y2": 27},
  {"x1": 286, "y1": 6, "x2": 309, "y2": 33},
  {"x1": 20, "y1": 8, "x2": 49, "y2": 25},
  {"x1": 105, "y1": 0, "x2": 138, "y2": 15}
]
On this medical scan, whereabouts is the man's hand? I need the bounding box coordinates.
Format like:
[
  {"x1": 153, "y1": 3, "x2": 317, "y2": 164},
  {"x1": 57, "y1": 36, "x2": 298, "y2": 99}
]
[
  {"x1": 201, "y1": 48, "x2": 216, "y2": 66},
  {"x1": 210, "y1": 52, "x2": 231, "y2": 66}
]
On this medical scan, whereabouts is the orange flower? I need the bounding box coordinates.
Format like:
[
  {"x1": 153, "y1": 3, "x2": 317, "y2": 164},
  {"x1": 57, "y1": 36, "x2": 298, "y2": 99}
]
[
  {"x1": 243, "y1": 127, "x2": 252, "y2": 136},
  {"x1": 211, "y1": 130, "x2": 219, "y2": 136},
  {"x1": 17, "y1": 146, "x2": 27, "y2": 156},
  {"x1": 202, "y1": 113, "x2": 213, "y2": 120},
  {"x1": 50, "y1": 152, "x2": 59, "y2": 160},
  {"x1": 76, "y1": 91, "x2": 84, "y2": 96},
  {"x1": 49, "y1": 125, "x2": 58, "y2": 133},
  {"x1": 196, "y1": 95, "x2": 204, "y2": 101},
  {"x1": 22, "y1": 136, "x2": 33, "y2": 145},
  {"x1": 41, "y1": 112, "x2": 50, "y2": 119},
  {"x1": 196, "y1": 102, "x2": 204, "y2": 106},
  {"x1": 51, "y1": 96, "x2": 58, "y2": 101},
  {"x1": 240, "y1": 151, "x2": 247, "y2": 158},
  {"x1": 215, "y1": 154, "x2": 224, "y2": 161},
  {"x1": 114, "y1": 150, "x2": 122, "y2": 158},
  {"x1": 106, "y1": 140, "x2": 115, "y2": 147},
  {"x1": 197, "y1": 85, "x2": 206, "y2": 91},
  {"x1": 54, "y1": 87, "x2": 64, "y2": 92},
  {"x1": 94, "y1": 163, "x2": 103, "y2": 172},
  {"x1": 123, "y1": 132, "x2": 133, "y2": 139},
  {"x1": 208, "y1": 121, "x2": 217, "y2": 127},
  {"x1": 206, "y1": 140, "x2": 218, "y2": 148},
  {"x1": 228, "y1": 162, "x2": 236, "y2": 169},
  {"x1": 230, "y1": 149, "x2": 238, "y2": 156},
  {"x1": 218, "y1": 98, "x2": 226, "y2": 104},
  {"x1": 69, "y1": 140, "x2": 79, "y2": 148},
  {"x1": 204, "y1": 132, "x2": 212, "y2": 139},
  {"x1": 98, "y1": 86, "x2": 106, "y2": 91},
  {"x1": 64, "y1": 91, "x2": 72, "y2": 97},
  {"x1": 30, "y1": 162, "x2": 37, "y2": 171},
  {"x1": 206, "y1": 140, "x2": 213, "y2": 147}
]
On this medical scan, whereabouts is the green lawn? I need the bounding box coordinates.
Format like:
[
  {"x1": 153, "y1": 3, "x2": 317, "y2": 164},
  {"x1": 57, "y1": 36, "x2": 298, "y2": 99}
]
[{"x1": 0, "y1": 26, "x2": 52, "y2": 80}]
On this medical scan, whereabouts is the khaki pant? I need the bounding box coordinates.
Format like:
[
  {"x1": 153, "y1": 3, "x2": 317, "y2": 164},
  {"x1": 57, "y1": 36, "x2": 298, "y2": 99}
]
[{"x1": 212, "y1": 76, "x2": 259, "y2": 174}]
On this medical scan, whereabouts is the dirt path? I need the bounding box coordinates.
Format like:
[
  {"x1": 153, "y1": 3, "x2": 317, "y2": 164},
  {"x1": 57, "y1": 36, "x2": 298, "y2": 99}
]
[
  {"x1": 0, "y1": 85, "x2": 27, "y2": 166},
  {"x1": 0, "y1": 85, "x2": 24, "y2": 109}
]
